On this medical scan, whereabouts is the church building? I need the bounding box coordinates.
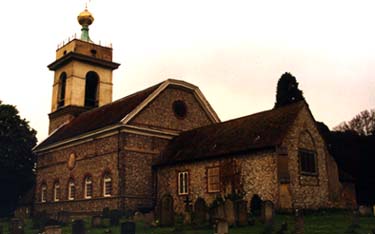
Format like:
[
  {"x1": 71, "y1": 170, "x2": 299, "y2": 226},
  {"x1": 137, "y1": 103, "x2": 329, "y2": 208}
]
[{"x1": 33, "y1": 8, "x2": 356, "y2": 216}]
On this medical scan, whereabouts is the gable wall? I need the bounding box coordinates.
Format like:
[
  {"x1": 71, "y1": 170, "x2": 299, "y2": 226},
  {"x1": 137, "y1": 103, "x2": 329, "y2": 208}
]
[
  {"x1": 129, "y1": 86, "x2": 214, "y2": 132},
  {"x1": 35, "y1": 134, "x2": 120, "y2": 214},
  {"x1": 280, "y1": 106, "x2": 341, "y2": 209},
  {"x1": 156, "y1": 151, "x2": 278, "y2": 214}
]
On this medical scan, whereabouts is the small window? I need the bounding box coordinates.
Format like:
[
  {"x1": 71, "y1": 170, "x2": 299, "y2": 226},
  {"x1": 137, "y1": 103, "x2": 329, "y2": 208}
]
[
  {"x1": 68, "y1": 179, "x2": 75, "y2": 200},
  {"x1": 84, "y1": 71, "x2": 99, "y2": 108},
  {"x1": 172, "y1": 100, "x2": 187, "y2": 119},
  {"x1": 178, "y1": 171, "x2": 189, "y2": 195},
  {"x1": 299, "y1": 150, "x2": 317, "y2": 175},
  {"x1": 207, "y1": 167, "x2": 220, "y2": 193},
  {"x1": 84, "y1": 176, "x2": 93, "y2": 199},
  {"x1": 103, "y1": 173, "x2": 112, "y2": 197},
  {"x1": 90, "y1": 49, "x2": 97, "y2": 56},
  {"x1": 58, "y1": 73, "x2": 67, "y2": 108},
  {"x1": 41, "y1": 184, "x2": 47, "y2": 203},
  {"x1": 53, "y1": 182, "x2": 60, "y2": 202}
]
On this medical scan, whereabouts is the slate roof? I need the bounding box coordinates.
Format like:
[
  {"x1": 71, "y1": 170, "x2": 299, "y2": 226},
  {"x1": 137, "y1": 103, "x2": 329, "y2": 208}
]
[
  {"x1": 158, "y1": 101, "x2": 305, "y2": 166},
  {"x1": 36, "y1": 82, "x2": 162, "y2": 150}
]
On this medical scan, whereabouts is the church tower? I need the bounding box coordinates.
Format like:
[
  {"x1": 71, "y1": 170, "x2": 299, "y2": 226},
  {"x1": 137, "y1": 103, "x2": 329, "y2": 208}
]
[{"x1": 48, "y1": 7, "x2": 120, "y2": 134}]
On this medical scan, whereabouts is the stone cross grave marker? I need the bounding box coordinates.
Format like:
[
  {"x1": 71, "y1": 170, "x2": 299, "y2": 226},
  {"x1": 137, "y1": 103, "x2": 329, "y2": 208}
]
[{"x1": 193, "y1": 198, "x2": 208, "y2": 226}]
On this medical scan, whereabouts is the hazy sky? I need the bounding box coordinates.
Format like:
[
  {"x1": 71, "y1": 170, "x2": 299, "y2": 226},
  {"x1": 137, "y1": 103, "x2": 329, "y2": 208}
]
[{"x1": 0, "y1": 0, "x2": 374, "y2": 142}]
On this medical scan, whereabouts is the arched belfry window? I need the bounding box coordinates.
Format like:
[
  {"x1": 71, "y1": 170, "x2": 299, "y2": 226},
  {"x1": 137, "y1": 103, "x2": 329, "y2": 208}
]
[
  {"x1": 84, "y1": 71, "x2": 99, "y2": 108},
  {"x1": 57, "y1": 72, "x2": 67, "y2": 108}
]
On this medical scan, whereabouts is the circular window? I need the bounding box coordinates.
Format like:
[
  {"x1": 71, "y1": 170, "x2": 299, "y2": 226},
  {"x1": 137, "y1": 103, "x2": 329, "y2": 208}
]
[{"x1": 172, "y1": 100, "x2": 187, "y2": 119}]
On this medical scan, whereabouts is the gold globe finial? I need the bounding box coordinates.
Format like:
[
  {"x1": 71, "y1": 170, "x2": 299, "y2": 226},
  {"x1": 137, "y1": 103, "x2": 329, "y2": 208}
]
[{"x1": 77, "y1": 7, "x2": 94, "y2": 27}]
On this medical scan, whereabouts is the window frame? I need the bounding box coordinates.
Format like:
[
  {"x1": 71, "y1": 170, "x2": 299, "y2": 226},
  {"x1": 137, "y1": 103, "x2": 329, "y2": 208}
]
[
  {"x1": 177, "y1": 171, "x2": 189, "y2": 195},
  {"x1": 207, "y1": 166, "x2": 220, "y2": 193},
  {"x1": 41, "y1": 184, "x2": 47, "y2": 203},
  {"x1": 298, "y1": 149, "x2": 318, "y2": 176},
  {"x1": 68, "y1": 179, "x2": 75, "y2": 201},
  {"x1": 103, "y1": 173, "x2": 112, "y2": 197},
  {"x1": 84, "y1": 176, "x2": 93, "y2": 199},
  {"x1": 53, "y1": 181, "x2": 60, "y2": 202}
]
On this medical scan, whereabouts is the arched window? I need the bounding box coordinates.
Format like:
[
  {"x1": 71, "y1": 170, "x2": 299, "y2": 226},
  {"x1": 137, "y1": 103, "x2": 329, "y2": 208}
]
[
  {"x1": 103, "y1": 173, "x2": 112, "y2": 197},
  {"x1": 57, "y1": 72, "x2": 67, "y2": 108},
  {"x1": 53, "y1": 181, "x2": 60, "y2": 202},
  {"x1": 41, "y1": 183, "x2": 47, "y2": 203},
  {"x1": 68, "y1": 178, "x2": 75, "y2": 200},
  {"x1": 84, "y1": 175, "x2": 93, "y2": 199},
  {"x1": 84, "y1": 71, "x2": 99, "y2": 108}
]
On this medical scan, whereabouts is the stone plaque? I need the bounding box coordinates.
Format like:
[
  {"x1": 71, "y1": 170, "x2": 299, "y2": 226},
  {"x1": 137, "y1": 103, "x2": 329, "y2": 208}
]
[{"x1": 67, "y1": 153, "x2": 76, "y2": 170}]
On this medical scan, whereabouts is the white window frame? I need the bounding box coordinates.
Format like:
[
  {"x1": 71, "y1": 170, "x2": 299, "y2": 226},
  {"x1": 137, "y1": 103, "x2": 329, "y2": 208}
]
[
  {"x1": 41, "y1": 185, "x2": 47, "y2": 203},
  {"x1": 178, "y1": 171, "x2": 189, "y2": 195},
  {"x1": 68, "y1": 180, "x2": 75, "y2": 200},
  {"x1": 103, "y1": 175, "x2": 112, "y2": 197},
  {"x1": 54, "y1": 182, "x2": 60, "y2": 202},
  {"x1": 84, "y1": 176, "x2": 93, "y2": 199}
]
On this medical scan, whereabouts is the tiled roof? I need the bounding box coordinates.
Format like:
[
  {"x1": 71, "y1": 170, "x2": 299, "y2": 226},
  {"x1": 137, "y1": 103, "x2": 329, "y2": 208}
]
[
  {"x1": 36, "y1": 83, "x2": 161, "y2": 149},
  {"x1": 158, "y1": 101, "x2": 305, "y2": 165}
]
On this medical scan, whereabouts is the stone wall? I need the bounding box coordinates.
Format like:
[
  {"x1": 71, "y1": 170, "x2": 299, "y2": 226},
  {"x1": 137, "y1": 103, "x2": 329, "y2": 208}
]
[
  {"x1": 156, "y1": 151, "x2": 278, "y2": 214},
  {"x1": 35, "y1": 134, "x2": 120, "y2": 214},
  {"x1": 130, "y1": 87, "x2": 214, "y2": 132}
]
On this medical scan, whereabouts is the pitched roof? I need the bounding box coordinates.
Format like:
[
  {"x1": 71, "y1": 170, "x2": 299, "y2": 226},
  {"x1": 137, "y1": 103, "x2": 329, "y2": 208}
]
[
  {"x1": 36, "y1": 82, "x2": 162, "y2": 150},
  {"x1": 158, "y1": 101, "x2": 305, "y2": 166}
]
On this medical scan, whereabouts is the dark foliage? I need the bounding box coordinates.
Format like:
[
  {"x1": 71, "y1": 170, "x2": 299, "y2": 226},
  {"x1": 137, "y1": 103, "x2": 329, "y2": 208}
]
[
  {"x1": 0, "y1": 101, "x2": 37, "y2": 217},
  {"x1": 334, "y1": 109, "x2": 375, "y2": 136},
  {"x1": 109, "y1": 209, "x2": 122, "y2": 226},
  {"x1": 317, "y1": 121, "x2": 375, "y2": 205},
  {"x1": 274, "y1": 72, "x2": 305, "y2": 108},
  {"x1": 102, "y1": 207, "x2": 110, "y2": 218},
  {"x1": 32, "y1": 211, "x2": 49, "y2": 229}
]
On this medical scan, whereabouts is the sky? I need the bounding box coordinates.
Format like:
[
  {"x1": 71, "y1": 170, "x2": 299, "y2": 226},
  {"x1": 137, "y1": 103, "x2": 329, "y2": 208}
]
[{"x1": 0, "y1": 0, "x2": 374, "y2": 143}]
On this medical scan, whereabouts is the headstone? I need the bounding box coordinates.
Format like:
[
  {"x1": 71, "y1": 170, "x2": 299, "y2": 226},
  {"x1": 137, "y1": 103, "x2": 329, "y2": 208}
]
[
  {"x1": 121, "y1": 222, "x2": 135, "y2": 234},
  {"x1": 159, "y1": 195, "x2": 174, "y2": 226},
  {"x1": 214, "y1": 219, "x2": 228, "y2": 234},
  {"x1": 294, "y1": 209, "x2": 304, "y2": 234},
  {"x1": 91, "y1": 216, "x2": 102, "y2": 228},
  {"x1": 359, "y1": 205, "x2": 372, "y2": 216},
  {"x1": 261, "y1": 200, "x2": 274, "y2": 224},
  {"x1": 234, "y1": 200, "x2": 247, "y2": 226},
  {"x1": 44, "y1": 225, "x2": 62, "y2": 234},
  {"x1": 72, "y1": 219, "x2": 85, "y2": 234},
  {"x1": 224, "y1": 199, "x2": 235, "y2": 226},
  {"x1": 193, "y1": 198, "x2": 208, "y2": 226},
  {"x1": 9, "y1": 218, "x2": 24, "y2": 234}
]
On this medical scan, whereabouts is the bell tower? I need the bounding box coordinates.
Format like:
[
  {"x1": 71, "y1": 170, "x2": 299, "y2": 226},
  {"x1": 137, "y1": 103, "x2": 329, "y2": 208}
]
[{"x1": 48, "y1": 7, "x2": 120, "y2": 134}]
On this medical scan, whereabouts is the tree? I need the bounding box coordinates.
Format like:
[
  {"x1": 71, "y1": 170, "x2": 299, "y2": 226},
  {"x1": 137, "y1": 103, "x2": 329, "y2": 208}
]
[
  {"x1": 274, "y1": 72, "x2": 305, "y2": 108},
  {"x1": 333, "y1": 109, "x2": 375, "y2": 136},
  {"x1": 0, "y1": 100, "x2": 37, "y2": 217}
]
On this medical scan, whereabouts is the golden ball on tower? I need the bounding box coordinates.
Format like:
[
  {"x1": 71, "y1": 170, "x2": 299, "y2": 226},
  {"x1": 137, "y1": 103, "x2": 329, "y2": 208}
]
[{"x1": 78, "y1": 8, "x2": 94, "y2": 26}]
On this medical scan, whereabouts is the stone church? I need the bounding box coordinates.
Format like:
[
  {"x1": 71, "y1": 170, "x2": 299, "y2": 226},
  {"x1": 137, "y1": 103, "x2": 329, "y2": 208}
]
[{"x1": 33, "y1": 8, "x2": 356, "y2": 216}]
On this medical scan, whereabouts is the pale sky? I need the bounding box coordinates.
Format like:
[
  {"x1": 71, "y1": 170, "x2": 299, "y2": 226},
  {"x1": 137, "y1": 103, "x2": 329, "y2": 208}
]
[{"x1": 0, "y1": 0, "x2": 374, "y2": 142}]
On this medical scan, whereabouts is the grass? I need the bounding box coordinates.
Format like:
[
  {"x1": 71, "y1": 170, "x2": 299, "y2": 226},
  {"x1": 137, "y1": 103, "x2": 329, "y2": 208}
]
[{"x1": 0, "y1": 211, "x2": 374, "y2": 234}]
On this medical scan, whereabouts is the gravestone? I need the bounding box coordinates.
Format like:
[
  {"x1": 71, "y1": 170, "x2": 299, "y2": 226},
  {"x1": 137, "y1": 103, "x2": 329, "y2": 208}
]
[
  {"x1": 359, "y1": 205, "x2": 372, "y2": 216},
  {"x1": 9, "y1": 218, "x2": 24, "y2": 234},
  {"x1": 224, "y1": 199, "x2": 235, "y2": 226},
  {"x1": 44, "y1": 225, "x2": 62, "y2": 234},
  {"x1": 214, "y1": 219, "x2": 228, "y2": 234},
  {"x1": 235, "y1": 200, "x2": 248, "y2": 226},
  {"x1": 91, "y1": 216, "x2": 102, "y2": 228},
  {"x1": 294, "y1": 209, "x2": 304, "y2": 234},
  {"x1": 159, "y1": 195, "x2": 174, "y2": 226},
  {"x1": 261, "y1": 200, "x2": 274, "y2": 224},
  {"x1": 121, "y1": 222, "x2": 135, "y2": 234},
  {"x1": 193, "y1": 198, "x2": 208, "y2": 226},
  {"x1": 72, "y1": 219, "x2": 85, "y2": 234}
]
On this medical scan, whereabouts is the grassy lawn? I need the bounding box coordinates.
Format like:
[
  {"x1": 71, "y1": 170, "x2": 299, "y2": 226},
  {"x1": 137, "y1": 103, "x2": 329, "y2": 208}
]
[{"x1": 1, "y1": 211, "x2": 374, "y2": 234}]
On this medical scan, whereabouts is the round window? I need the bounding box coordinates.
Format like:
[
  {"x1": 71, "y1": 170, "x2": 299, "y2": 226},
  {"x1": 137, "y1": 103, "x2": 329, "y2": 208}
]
[{"x1": 172, "y1": 100, "x2": 187, "y2": 119}]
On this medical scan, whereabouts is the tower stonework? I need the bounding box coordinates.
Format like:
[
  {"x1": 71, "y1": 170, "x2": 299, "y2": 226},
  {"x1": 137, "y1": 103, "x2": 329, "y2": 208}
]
[{"x1": 48, "y1": 9, "x2": 120, "y2": 133}]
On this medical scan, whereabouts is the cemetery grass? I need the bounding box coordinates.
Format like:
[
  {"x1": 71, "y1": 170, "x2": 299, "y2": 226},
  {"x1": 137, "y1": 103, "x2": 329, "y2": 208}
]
[{"x1": 1, "y1": 211, "x2": 374, "y2": 234}]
